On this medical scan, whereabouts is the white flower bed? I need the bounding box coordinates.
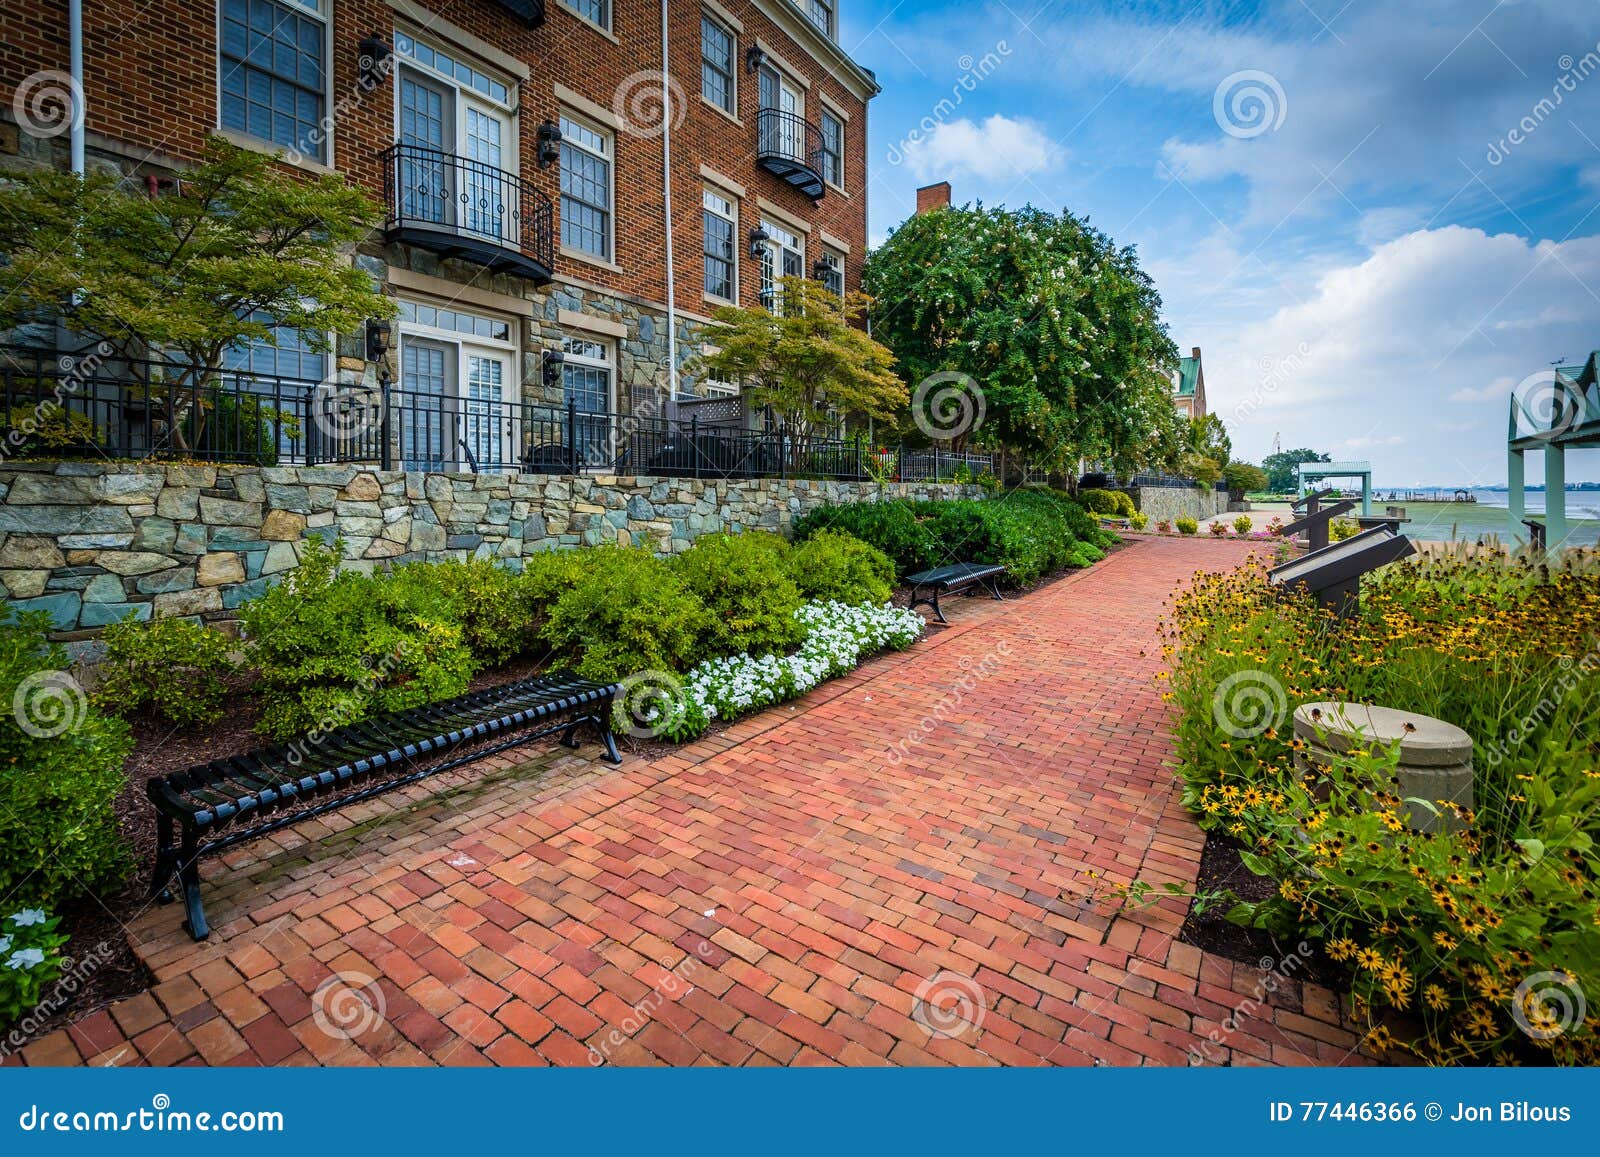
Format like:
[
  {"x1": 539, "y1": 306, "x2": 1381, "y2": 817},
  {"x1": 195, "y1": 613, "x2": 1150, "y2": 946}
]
[{"x1": 678, "y1": 601, "x2": 923, "y2": 735}]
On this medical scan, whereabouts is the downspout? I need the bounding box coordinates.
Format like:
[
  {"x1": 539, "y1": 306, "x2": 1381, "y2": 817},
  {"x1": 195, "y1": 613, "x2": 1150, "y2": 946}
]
[
  {"x1": 660, "y1": 0, "x2": 678, "y2": 401},
  {"x1": 69, "y1": 0, "x2": 85, "y2": 176}
]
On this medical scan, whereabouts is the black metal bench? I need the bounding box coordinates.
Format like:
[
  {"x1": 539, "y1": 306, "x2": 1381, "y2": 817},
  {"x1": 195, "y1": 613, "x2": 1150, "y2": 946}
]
[
  {"x1": 904, "y1": 562, "x2": 1007, "y2": 624},
  {"x1": 147, "y1": 672, "x2": 621, "y2": 941}
]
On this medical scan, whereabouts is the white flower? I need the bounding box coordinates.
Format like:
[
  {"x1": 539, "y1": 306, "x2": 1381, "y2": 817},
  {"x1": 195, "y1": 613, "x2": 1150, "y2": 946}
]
[
  {"x1": 0, "y1": 935, "x2": 11, "y2": 954},
  {"x1": 6, "y1": 948, "x2": 45, "y2": 970},
  {"x1": 9, "y1": 909, "x2": 46, "y2": 927}
]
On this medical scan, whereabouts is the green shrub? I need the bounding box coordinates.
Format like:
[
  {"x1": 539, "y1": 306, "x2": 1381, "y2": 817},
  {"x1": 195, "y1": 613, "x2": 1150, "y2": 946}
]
[
  {"x1": 0, "y1": 609, "x2": 133, "y2": 907},
  {"x1": 238, "y1": 539, "x2": 476, "y2": 740},
  {"x1": 93, "y1": 615, "x2": 235, "y2": 727},
  {"x1": 673, "y1": 533, "x2": 805, "y2": 657},
  {"x1": 792, "y1": 501, "x2": 932, "y2": 578},
  {"x1": 1130, "y1": 512, "x2": 1149, "y2": 531},
  {"x1": 403, "y1": 558, "x2": 532, "y2": 667},
  {"x1": 1078, "y1": 488, "x2": 1136, "y2": 518},
  {"x1": 1029, "y1": 489, "x2": 1118, "y2": 549},
  {"x1": 541, "y1": 545, "x2": 709, "y2": 680},
  {"x1": 0, "y1": 908, "x2": 69, "y2": 1028},
  {"x1": 1331, "y1": 518, "x2": 1360, "y2": 541},
  {"x1": 1176, "y1": 516, "x2": 1198, "y2": 535},
  {"x1": 787, "y1": 530, "x2": 895, "y2": 606},
  {"x1": 1233, "y1": 514, "x2": 1253, "y2": 535}
]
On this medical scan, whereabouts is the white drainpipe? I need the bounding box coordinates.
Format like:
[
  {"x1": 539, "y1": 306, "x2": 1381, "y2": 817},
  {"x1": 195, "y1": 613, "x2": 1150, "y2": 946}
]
[
  {"x1": 660, "y1": 0, "x2": 678, "y2": 401},
  {"x1": 69, "y1": 0, "x2": 85, "y2": 176}
]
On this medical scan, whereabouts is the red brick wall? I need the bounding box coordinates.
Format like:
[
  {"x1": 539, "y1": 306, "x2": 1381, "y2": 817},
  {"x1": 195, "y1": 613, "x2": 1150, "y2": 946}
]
[{"x1": 0, "y1": 0, "x2": 872, "y2": 310}]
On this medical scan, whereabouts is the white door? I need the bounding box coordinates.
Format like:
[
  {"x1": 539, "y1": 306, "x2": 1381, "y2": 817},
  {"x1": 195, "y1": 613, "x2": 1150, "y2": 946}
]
[
  {"x1": 463, "y1": 349, "x2": 511, "y2": 471},
  {"x1": 462, "y1": 104, "x2": 510, "y2": 241}
]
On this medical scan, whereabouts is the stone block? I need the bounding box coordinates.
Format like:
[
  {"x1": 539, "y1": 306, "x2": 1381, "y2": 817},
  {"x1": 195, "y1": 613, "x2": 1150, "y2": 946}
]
[
  {"x1": 221, "y1": 578, "x2": 271, "y2": 609},
  {"x1": 198, "y1": 496, "x2": 262, "y2": 525},
  {"x1": 80, "y1": 600, "x2": 150, "y2": 628},
  {"x1": 133, "y1": 517, "x2": 177, "y2": 553},
  {"x1": 135, "y1": 567, "x2": 196, "y2": 595},
  {"x1": 5, "y1": 474, "x2": 98, "y2": 504},
  {"x1": 98, "y1": 551, "x2": 175, "y2": 576},
  {"x1": 174, "y1": 523, "x2": 208, "y2": 555},
  {"x1": 197, "y1": 552, "x2": 245, "y2": 586},
  {"x1": 341, "y1": 473, "x2": 382, "y2": 501},
  {"x1": 98, "y1": 473, "x2": 164, "y2": 504},
  {"x1": 0, "y1": 539, "x2": 64, "y2": 568},
  {"x1": 260, "y1": 542, "x2": 298, "y2": 575},
  {"x1": 9, "y1": 592, "x2": 82, "y2": 629},
  {"x1": 83, "y1": 574, "x2": 127, "y2": 603},
  {"x1": 0, "y1": 506, "x2": 133, "y2": 535},
  {"x1": 153, "y1": 588, "x2": 222, "y2": 617},
  {"x1": 0, "y1": 569, "x2": 48, "y2": 598},
  {"x1": 59, "y1": 533, "x2": 134, "y2": 550},
  {"x1": 156, "y1": 488, "x2": 200, "y2": 520}
]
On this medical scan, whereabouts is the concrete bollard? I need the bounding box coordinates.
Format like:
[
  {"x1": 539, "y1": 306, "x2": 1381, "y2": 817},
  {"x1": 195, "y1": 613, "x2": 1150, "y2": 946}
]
[{"x1": 1293, "y1": 702, "x2": 1475, "y2": 834}]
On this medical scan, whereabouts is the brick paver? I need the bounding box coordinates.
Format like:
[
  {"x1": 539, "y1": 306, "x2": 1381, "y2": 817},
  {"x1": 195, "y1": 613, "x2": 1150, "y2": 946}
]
[{"x1": 8, "y1": 537, "x2": 1362, "y2": 1067}]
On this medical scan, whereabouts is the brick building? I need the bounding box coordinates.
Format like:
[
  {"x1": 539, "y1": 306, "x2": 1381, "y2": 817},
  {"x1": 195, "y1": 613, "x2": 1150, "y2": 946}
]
[{"x1": 0, "y1": 0, "x2": 878, "y2": 469}]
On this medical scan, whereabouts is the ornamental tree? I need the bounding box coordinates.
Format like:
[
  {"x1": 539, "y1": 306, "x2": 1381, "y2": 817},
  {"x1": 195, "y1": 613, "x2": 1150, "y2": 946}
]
[
  {"x1": 0, "y1": 136, "x2": 393, "y2": 450},
  {"x1": 1262, "y1": 447, "x2": 1332, "y2": 494},
  {"x1": 692, "y1": 277, "x2": 906, "y2": 454},
  {"x1": 862, "y1": 202, "x2": 1182, "y2": 475}
]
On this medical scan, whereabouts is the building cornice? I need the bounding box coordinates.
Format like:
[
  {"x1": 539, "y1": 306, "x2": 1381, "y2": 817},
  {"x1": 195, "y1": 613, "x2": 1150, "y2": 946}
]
[{"x1": 750, "y1": 0, "x2": 880, "y2": 102}]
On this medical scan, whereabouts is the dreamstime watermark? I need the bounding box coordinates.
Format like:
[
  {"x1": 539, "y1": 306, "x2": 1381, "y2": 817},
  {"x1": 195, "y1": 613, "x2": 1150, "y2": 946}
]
[
  {"x1": 1510, "y1": 368, "x2": 1587, "y2": 441},
  {"x1": 11, "y1": 670, "x2": 89, "y2": 740},
  {"x1": 885, "y1": 41, "x2": 1012, "y2": 166},
  {"x1": 612, "y1": 669, "x2": 690, "y2": 739},
  {"x1": 588, "y1": 937, "x2": 716, "y2": 1064},
  {"x1": 886, "y1": 642, "x2": 1011, "y2": 765},
  {"x1": 16, "y1": 1094, "x2": 284, "y2": 1134},
  {"x1": 282, "y1": 644, "x2": 412, "y2": 767},
  {"x1": 310, "y1": 971, "x2": 387, "y2": 1041},
  {"x1": 1510, "y1": 970, "x2": 1587, "y2": 1041},
  {"x1": 1213, "y1": 70, "x2": 1287, "y2": 139},
  {"x1": 1211, "y1": 669, "x2": 1287, "y2": 740},
  {"x1": 911, "y1": 971, "x2": 986, "y2": 1038},
  {"x1": 11, "y1": 70, "x2": 84, "y2": 139},
  {"x1": 1482, "y1": 650, "x2": 1599, "y2": 767},
  {"x1": 612, "y1": 71, "x2": 687, "y2": 140},
  {"x1": 0, "y1": 939, "x2": 118, "y2": 1058},
  {"x1": 1486, "y1": 42, "x2": 1600, "y2": 166},
  {"x1": 1233, "y1": 341, "x2": 1311, "y2": 424},
  {"x1": 911, "y1": 371, "x2": 986, "y2": 442},
  {"x1": 1188, "y1": 942, "x2": 1313, "y2": 1064},
  {"x1": 2, "y1": 343, "x2": 114, "y2": 466},
  {"x1": 284, "y1": 48, "x2": 396, "y2": 167},
  {"x1": 307, "y1": 378, "x2": 385, "y2": 448}
]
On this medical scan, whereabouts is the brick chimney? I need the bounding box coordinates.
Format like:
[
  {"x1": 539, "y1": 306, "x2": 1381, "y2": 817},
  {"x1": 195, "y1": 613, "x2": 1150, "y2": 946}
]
[
  {"x1": 1192, "y1": 346, "x2": 1202, "y2": 360},
  {"x1": 915, "y1": 182, "x2": 952, "y2": 215}
]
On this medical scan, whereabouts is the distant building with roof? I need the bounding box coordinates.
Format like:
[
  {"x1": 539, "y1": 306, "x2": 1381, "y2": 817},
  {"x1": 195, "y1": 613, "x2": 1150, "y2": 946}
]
[{"x1": 1173, "y1": 347, "x2": 1207, "y2": 420}]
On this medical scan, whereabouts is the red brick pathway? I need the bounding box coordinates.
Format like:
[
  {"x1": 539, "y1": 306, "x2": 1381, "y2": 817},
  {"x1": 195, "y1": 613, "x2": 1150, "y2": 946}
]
[{"x1": 9, "y1": 537, "x2": 1363, "y2": 1067}]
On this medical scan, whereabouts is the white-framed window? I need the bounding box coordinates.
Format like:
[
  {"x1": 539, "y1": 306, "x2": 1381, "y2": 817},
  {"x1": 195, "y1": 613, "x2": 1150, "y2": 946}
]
[
  {"x1": 560, "y1": 0, "x2": 610, "y2": 31},
  {"x1": 757, "y1": 65, "x2": 804, "y2": 163},
  {"x1": 560, "y1": 114, "x2": 613, "y2": 260},
  {"x1": 392, "y1": 30, "x2": 519, "y2": 246},
  {"x1": 820, "y1": 109, "x2": 843, "y2": 189},
  {"x1": 218, "y1": 0, "x2": 330, "y2": 161},
  {"x1": 701, "y1": 13, "x2": 735, "y2": 114},
  {"x1": 397, "y1": 299, "x2": 518, "y2": 472},
  {"x1": 817, "y1": 249, "x2": 844, "y2": 298},
  {"x1": 804, "y1": 0, "x2": 834, "y2": 38},
  {"x1": 561, "y1": 334, "x2": 616, "y2": 468},
  {"x1": 703, "y1": 188, "x2": 737, "y2": 303},
  {"x1": 758, "y1": 218, "x2": 804, "y2": 313}
]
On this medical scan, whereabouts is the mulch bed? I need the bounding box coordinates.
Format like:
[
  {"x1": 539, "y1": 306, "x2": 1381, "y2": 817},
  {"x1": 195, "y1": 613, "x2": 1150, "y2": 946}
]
[{"x1": 20, "y1": 542, "x2": 1129, "y2": 1047}]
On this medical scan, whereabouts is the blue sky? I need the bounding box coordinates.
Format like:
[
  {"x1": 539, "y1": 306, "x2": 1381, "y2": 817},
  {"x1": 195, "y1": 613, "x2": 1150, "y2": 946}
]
[{"x1": 835, "y1": 0, "x2": 1600, "y2": 486}]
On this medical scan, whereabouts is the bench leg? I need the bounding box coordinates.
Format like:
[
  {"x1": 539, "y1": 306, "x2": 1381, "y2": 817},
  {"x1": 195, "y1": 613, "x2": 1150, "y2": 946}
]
[
  {"x1": 150, "y1": 813, "x2": 177, "y2": 904},
  {"x1": 177, "y1": 831, "x2": 209, "y2": 942},
  {"x1": 560, "y1": 713, "x2": 623, "y2": 764},
  {"x1": 986, "y1": 574, "x2": 1004, "y2": 602},
  {"x1": 597, "y1": 720, "x2": 622, "y2": 765},
  {"x1": 908, "y1": 584, "x2": 948, "y2": 624}
]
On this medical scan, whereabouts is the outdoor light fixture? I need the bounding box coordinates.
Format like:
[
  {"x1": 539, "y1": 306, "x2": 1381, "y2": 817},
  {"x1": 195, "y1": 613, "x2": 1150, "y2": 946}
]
[
  {"x1": 749, "y1": 225, "x2": 770, "y2": 258},
  {"x1": 812, "y1": 258, "x2": 835, "y2": 282},
  {"x1": 364, "y1": 318, "x2": 391, "y2": 362},
  {"x1": 357, "y1": 34, "x2": 391, "y2": 90},
  {"x1": 536, "y1": 121, "x2": 563, "y2": 169},
  {"x1": 746, "y1": 45, "x2": 767, "y2": 73},
  {"x1": 541, "y1": 349, "x2": 565, "y2": 386}
]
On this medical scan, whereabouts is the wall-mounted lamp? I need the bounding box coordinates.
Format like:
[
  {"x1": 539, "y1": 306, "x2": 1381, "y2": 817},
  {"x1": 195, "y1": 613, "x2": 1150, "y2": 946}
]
[
  {"x1": 536, "y1": 121, "x2": 563, "y2": 169},
  {"x1": 541, "y1": 349, "x2": 565, "y2": 387},
  {"x1": 812, "y1": 258, "x2": 836, "y2": 282},
  {"x1": 357, "y1": 34, "x2": 392, "y2": 91},
  {"x1": 364, "y1": 318, "x2": 392, "y2": 362},
  {"x1": 746, "y1": 46, "x2": 768, "y2": 73},
  {"x1": 748, "y1": 225, "x2": 770, "y2": 259}
]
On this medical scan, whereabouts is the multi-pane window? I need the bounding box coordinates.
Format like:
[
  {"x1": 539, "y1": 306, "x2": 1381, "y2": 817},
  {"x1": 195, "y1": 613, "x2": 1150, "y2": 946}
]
[
  {"x1": 562, "y1": 0, "x2": 610, "y2": 28},
  {"x1": 818, "y1": 251, "x2": 844, "y2": 298},
  {"x1": 703, "y1": 189, "x2": 737, "y2": 302},
  {"x1": 701, "y1": 15, "x2": 735, "y2": 113},
  {"x1": 758, "y1": 219, "x2": 804, "y2": 313},
  {"x1": 805, "y1": 0, "x2": 833, "y2": 37},
  {"x1": 820, "y1": 110, "x2": 843, "y2": 188},
  {"x1": 560, "y1": 115, "x2": 612, "y2": 259},
  {"x1": 223, "y1": 314, "x2": 325, "y2": 381},
  {"x1": 219, "y1": 0, "x2": 327, "y2": 161},
  {"x1": 562, "y1": 336, "x2": 614, "y2": 467}
]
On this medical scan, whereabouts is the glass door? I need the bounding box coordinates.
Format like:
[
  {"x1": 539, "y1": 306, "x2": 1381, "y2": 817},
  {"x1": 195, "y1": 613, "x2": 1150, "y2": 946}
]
[
  {"x1": 462, "y1": 104, "x2": 510, "y2": 242},
  {"x1": 400, "y1": 338, "x2": 456, "y2": 471},
  {"x1": 399, "y1": 71, "x2": 452, "y2": 228},
  {"x1": 562, "y1": 337, "x2": 614, "y2": 470},
  {"x1": 463, "y1": 350, "x2": 510, "y2": 471}
]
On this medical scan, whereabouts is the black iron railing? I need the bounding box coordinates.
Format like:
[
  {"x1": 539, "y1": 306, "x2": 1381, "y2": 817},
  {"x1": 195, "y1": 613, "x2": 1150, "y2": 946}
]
[
  {"x1": 756, "y1": 108, "x2": 826, "y2": 197},
  {"x1": 381, "y1": 143, "x2": 554, "y2": 278},
  {"x1": 897, "y1": 449, "x2": 997, "y2": 482}
]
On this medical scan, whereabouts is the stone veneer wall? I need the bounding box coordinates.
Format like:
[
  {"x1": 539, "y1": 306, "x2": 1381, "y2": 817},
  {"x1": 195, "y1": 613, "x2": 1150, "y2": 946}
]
[
  {"x1": 1128, "y1": 484, "x2": 1229, "y2": 524},
  {"x1": 0, "y1": 463, "x2": 981, "y2": 641}
]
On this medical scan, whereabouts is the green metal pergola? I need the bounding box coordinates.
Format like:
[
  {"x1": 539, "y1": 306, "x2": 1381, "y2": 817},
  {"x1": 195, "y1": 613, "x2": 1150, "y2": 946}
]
[
  {"x1": 1296, "y1": 460, "x2": 1373, "y2": 516},
  {"x1": 1507, "y1": 351, "x2": 1600, "y2": 553}
]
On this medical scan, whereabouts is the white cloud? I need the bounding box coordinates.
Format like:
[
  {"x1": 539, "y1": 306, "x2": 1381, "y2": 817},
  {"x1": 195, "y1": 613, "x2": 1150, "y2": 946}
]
[
  {"x1": 1449, "y1": 377, "x2": 1515, "y2": 403},
  {"x1": 900, "y1": 114, "x2": 1058, "y2": 183}
]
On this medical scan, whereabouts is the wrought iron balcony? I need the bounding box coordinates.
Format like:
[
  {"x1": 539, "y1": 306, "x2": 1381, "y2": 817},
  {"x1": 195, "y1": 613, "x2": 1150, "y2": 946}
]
[
  {"x1": 381, "y1": 143, "x2": 554, "y2": 282},
  {"x1": 755, "y1": 108, "x2": 826, "y2": 200}
]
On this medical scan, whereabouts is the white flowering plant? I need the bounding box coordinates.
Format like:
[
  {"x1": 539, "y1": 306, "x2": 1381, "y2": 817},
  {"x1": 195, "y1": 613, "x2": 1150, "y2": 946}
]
[
  {"x1": 0, "y1": 908, "x2": 68, "y2": 1026},
  {"x1": 657, "y1": 601, "x2": 924, "y2": 742}
]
